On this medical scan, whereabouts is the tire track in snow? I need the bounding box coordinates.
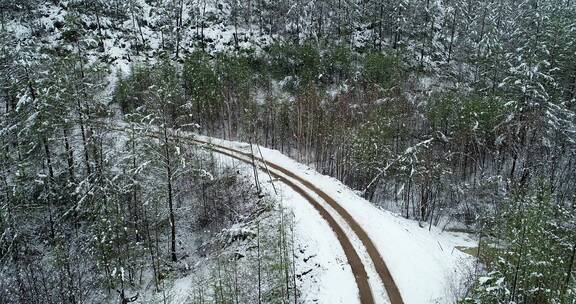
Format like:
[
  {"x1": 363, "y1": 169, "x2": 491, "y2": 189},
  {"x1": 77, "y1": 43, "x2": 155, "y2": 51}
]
[
  {"x1": 194, "y1": 139, "x2": 375, "y2": 304},
  {"x1": 191, "y1": 138, "x2": 404, "y2": 304},
  {"x1": 96, "y1": 122, "x2": 403, "y2": 304}
]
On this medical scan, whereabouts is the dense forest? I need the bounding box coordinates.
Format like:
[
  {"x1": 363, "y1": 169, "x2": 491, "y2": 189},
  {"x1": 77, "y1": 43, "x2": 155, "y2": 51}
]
[{"x1": 1, "y1": 0, "x2": 575, "y2": 303}]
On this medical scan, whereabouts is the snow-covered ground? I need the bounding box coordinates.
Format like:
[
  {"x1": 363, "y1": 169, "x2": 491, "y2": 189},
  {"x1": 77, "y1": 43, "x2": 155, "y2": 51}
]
[
  {"x1": 203, "y1": 144, "x2": 361, "y2": 304},
  {"x1": 193, "y1": 134, "x2": 477, "y2": 304}
]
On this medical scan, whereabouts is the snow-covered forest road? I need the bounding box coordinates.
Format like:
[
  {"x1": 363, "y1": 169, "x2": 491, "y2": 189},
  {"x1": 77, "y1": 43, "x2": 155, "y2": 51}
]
[
  {"x1": 191, "y1": 136, "x2": 403, "y2": 304},
  {"x1": 98, "y1": 121, "x2": 475, "y2": 304}
]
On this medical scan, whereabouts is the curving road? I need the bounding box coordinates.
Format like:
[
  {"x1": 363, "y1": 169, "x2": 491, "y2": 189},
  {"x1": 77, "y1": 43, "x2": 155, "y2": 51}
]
[
  {"x1": 190, "y1": 137, "x2": 404, "y2": 304},
  {"x1": 97, "y1": 122, "x2": 404, "y2": 304}
]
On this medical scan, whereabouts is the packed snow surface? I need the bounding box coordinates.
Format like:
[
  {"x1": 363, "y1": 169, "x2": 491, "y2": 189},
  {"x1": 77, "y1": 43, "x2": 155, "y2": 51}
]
[
  {"x1": 196, "y1": 134, "x2": 477, "y2": 304},
  {"x1": 208, "y1": 143, "x2": 360, "y2": 304}
]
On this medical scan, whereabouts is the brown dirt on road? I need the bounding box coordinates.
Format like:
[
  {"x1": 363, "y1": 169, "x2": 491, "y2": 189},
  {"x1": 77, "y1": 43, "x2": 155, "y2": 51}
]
[
  {"x1": 196, "y1": 139, "x2": 405, "y2": 304},
  {"x1": 198, "y1": 143, "x2": 375, "y2": 304},
  {"x1": 95, "y1": 123, "x2": 403, "y2": 304}
]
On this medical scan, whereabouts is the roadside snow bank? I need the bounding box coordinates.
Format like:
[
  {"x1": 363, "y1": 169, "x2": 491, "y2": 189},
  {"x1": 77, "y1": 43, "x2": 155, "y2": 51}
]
[
  {"x1": 197, "y1": 135, "x2": 476, "y2": 304},
  {"x1": 210, "y1": 146, "x2": 361, "y2": 304}
]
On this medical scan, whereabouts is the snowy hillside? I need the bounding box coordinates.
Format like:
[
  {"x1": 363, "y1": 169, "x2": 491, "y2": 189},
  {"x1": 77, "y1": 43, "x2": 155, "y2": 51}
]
[{"x1": 2, "y1": 0, "x2": 575, "y2": 303}]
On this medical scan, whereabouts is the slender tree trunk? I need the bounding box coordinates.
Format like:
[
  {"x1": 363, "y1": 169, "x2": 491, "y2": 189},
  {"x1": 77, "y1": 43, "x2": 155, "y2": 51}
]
[
  {"x1": 405, "y1": 179, "x2": 411, "y2": 218},
  {"x1": 257, "y1": 221, "x2": 262, "y2": 304},
  {"x1": 249, "y1": 136, "x2": 261, "y2": 193},
  {"x1": 175, "y1": 0, "x2": 184, "y2": 58},
  {"x1": 163, "y1": 127, "x2": 177, "y2": 262},
  {"x1": 130, "y1": 126, "x2": 141, "y2": 242},
  {"x1": 143, "y1": 205, "x2": 159, "y2": 291},
  {"x1": 420, "y1": 0, "x2": 430, "y2": 67},
  {"x1": 428, "y1": 196, "x2": 436, "y2": 231},
  {"x1": 291, "y1": 224, "x2": 297, "y2": 304},
  {"x1": 43, "y1": 137, "x2": 54, "y2": 180},
  {"x1": 510, "y1": 223, "x2": 528, "y2": 301},
  {"x1": 378, "y1": 3, "x2": 384, "y2": 50},
  {"x1": 233, "y1": 255, "x2": 239, "y2": 304},
  {"x1": 94, "y1": 9, "x2": 105, "y2": 52},
  {"x1": 447, "y1": 10, "x2": 457, "y2": 63},
  {"x1": 201, "y1": 0, "x2": 207, "y2": 50},
  {"x1": 233, "y1": 0, "x2": 239, "y2": 49},
  {"x1": 76, "y1": 100, "x2": 91, "y2": 177},
  {"x1": 62, "y1": 128, "x2": 75, "y2": 181}
]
